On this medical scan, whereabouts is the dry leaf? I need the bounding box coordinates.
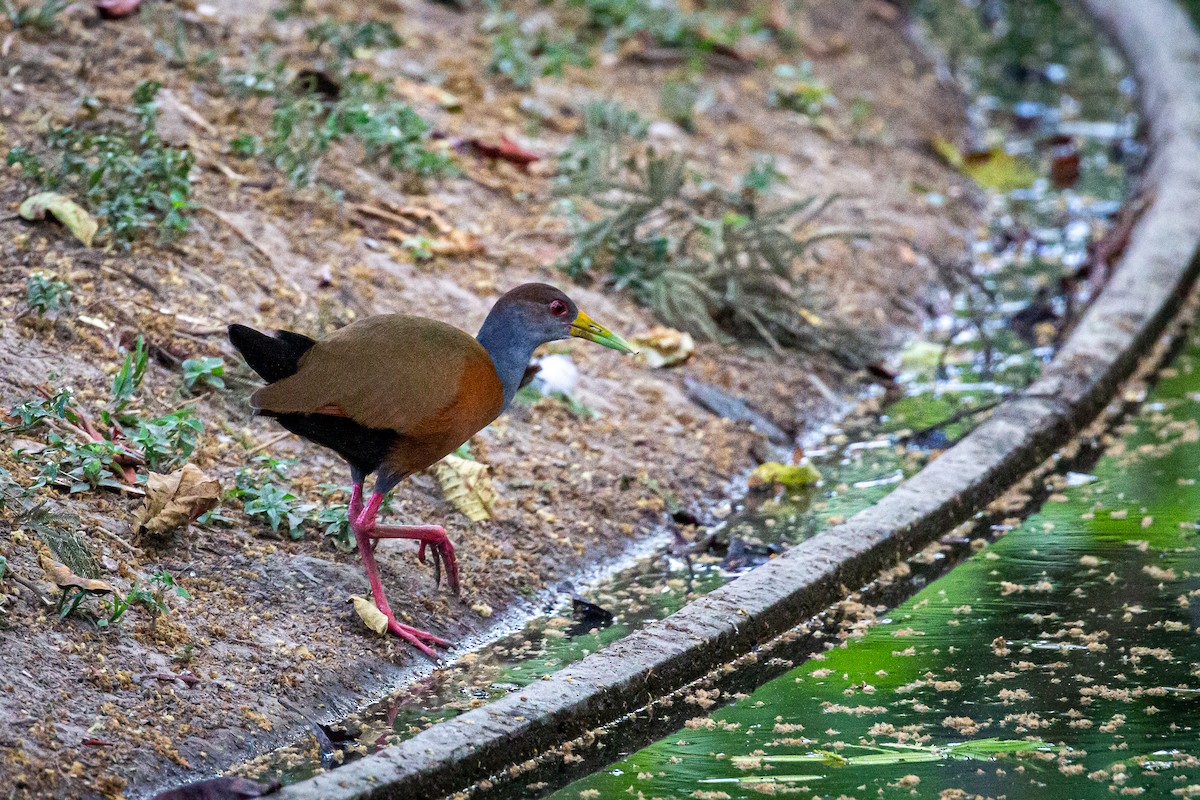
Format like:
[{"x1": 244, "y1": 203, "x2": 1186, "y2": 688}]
[
  {"x1": 39, "y1": 554, "x2": 114, "y2": 595},
  {"x1": 134, "y1": 465, "x2": 221, "y2": 537},
  {"x1": 465, "y1": 136, "x2": 541, "y2": 170},
  {"x1": 630, "y1": 326, "x2": 695, "y2": 368},
  {"x1": 19, "y1": 192, "x2": 99, "y2": 247},
  {"x1": 428, "y1": 229, "x2": 484, "y2": 256},
  {"x1": 748, "y1": 461, "x2": 822, "y2": 490},
  {"x1": 394, "y1": 78, "x2": 462, "y2": 111},
  {"x1": 350, "y1": 595, "x2": 388, "y2": 635},
  {"x1": 428, "y1": 454, "x2": 497, "y2": 522},
  {"x1": 932, "y1": 135, "x2": 1038, "y2": 193}
]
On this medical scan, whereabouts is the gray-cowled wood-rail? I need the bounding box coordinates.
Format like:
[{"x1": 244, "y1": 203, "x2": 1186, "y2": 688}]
[{"x1": 229, "y1": 283, "x2": 634, "y2": 657}]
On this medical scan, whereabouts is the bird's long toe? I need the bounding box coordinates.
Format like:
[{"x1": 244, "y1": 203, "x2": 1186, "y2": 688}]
[{"x1": 386, "y1": 616, "x2": 451, "y2": 659}]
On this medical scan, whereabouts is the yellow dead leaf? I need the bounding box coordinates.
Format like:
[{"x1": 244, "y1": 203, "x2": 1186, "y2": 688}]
[
  {"x1": 38, "y1": 554, "x2": 114, "y2": 595},
  {"x1": 932, "y1": 135, "x2": 1038, "y2": 193},
  {"x1": 350, "y1": 595, "x2": 388, "y2": 635},
  {"x1": 133, "y1": 465, "x2": 221, "y2": 537},
  {"x1": 428, "y1": 229, "x2": 484, "y2": 257},
  {"x1": 630, "y1": 326, "x2": 696, "y2": 368},
  {"x1": 19, "y1": 192, "x2": 99, "y2": 247},
  {"x1": 748, "y1": 461, "x2": 822, "y2": 490},
  {"x1": 429, "y1": 454, "x2": 497, "y2": 522}
]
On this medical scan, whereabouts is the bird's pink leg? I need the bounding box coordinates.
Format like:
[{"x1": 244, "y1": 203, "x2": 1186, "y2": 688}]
[
  {"x1": 366, "y1": 524, "x2": 458, "y2": 593},
  {"x1": 352, "y1": 493, "x2": 451, "y2": 658}
]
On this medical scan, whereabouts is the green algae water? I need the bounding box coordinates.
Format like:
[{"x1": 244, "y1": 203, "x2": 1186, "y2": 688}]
[{"x1": 551, "y1": 315, "x2": 1200, "y2": 800}]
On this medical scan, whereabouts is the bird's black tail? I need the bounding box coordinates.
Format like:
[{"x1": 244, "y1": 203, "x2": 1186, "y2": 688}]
[{"x1": 228, "y1": 324, "x2": 317, "y2": 384}]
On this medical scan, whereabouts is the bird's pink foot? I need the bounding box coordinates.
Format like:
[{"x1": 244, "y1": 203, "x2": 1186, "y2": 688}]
[
  {"x1": 385, "y1": 616, "x2": 451, "y2": 656},
  {"x1": 373, "y1": 524, "x2": 459, "y2": 594}
]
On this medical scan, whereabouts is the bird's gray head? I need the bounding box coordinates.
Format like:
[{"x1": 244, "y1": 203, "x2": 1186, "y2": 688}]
[{"x1": 476, "y1": 282, "x2": 635, "y2": 407}]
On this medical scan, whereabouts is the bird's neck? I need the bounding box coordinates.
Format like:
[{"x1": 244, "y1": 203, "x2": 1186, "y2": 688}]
[{"x1": 477, "y1": 314, "x2": 538, "y2": 410}]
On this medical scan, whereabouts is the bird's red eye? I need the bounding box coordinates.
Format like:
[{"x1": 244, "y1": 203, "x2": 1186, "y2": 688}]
[{"x1": 549, "y1": 299, "x2": 568, "y2": 317}]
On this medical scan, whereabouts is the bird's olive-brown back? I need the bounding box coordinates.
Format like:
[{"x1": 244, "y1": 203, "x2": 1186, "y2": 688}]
[{"x1": 252, "y1": 315, "x2": 504, "y2": 474}]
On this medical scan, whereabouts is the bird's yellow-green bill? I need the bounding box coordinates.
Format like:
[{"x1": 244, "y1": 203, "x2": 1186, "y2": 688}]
[{"x1": 570, "y1": 310, "x2": 637, "y2": 354}]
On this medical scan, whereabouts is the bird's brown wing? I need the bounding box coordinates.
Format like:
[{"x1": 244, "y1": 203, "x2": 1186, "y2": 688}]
[{"x1": 251, "y1": 315, "x2": 503, "y2": 440}]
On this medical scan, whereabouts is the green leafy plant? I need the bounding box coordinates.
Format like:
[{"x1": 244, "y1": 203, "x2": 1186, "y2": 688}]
[
  {"x1": 181, "y1": 356, "x2": 226, "y2": 392},
  {"x1": 34, "y1": 434, "x2": 128, "y2": 493},
  {"x1": 111, "y1": 337, "x2": 148, "y2": 407},
  {"x1": 229, "y1": 133, "x2": 261, "y2": 158},
  {"x1": 228, "y1": 458, "x2": 315, "y2": 539},
  {"x1": 567, "y1": 0, "x2": 753, "y2": 61},
  {"x1": 24, "y1": 272, "x2": 71, "y2": 317},
  {"x1": 557, "y1": 100, "x2": 648, "y2": 185},
  {"x1": 769, "y1": 62, "x2": 834, "y2": 117},
  {"x1": 306, "y1": 18, "x2": 402, "y2": 73},
  {"x1": 6, "y1": 343, "x2": 205, "y2": 494},
  {"x1": 1, "y1": 0, "x2": 69, "y2": 31},
  {"x1": 129, "y1": 409, "x2": 204, "y2": 472},
  {"x1": 6, "y1": 83, "x2": 196, "y2": 246},
  {"x1": 263, "y1": 76, "x2": 453, "y2": 187},
  {"x1": 559, "y1": 148, "x2": 876, "y2": 362},
  {"x1": 485, "y1": 2, "x2": 590, "y2": 89},
  {"x1": 101, "y1": 569, "x2": 190, "y2": 625},
  {"x1": 4, "y1": 388, "x2": 72, "y2": 431}
]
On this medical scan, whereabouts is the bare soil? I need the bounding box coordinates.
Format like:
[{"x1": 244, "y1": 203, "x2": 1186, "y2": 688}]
[{"x1": 0, "y1": 0, "x2": 977, "y2": 796}]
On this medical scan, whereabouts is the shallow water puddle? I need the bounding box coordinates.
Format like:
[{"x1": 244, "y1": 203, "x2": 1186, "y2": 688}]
[{"x1": 553, "y1": 320, "x2": 1200, "y2": 800}]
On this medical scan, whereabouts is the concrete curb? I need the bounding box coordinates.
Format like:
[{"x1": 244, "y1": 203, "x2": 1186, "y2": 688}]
[{"x1": 278, "y1": 2, "x2": 1200, "y2": 798}]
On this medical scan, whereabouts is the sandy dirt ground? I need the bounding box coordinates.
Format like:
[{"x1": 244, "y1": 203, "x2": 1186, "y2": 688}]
[{"x1": 0, "y1": 0, "x2": 978, "y2": 796}]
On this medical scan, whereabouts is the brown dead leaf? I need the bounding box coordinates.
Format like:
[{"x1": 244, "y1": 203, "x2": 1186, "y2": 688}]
[
  {"x1": 133, "y1": 465, "x2": 221, "y2": 537},
  {"x1": 39, "y1": 554, "x2": 114, "y2": 595},
  {"x1": 350, "y1": 595, "x2": 388, "y2": 635},
  {"x1": 394, "y1": 78, "x2": 462, "y2": 111},
  {"x1": 427, "y1": 229, "x2": 484, "y2": 256},
  {"x1": 465, "y1": 136, "x2": 541, "y2": 171},
  {"x1": 428, "y1": 454, "x2": 497, "y2": 522}
]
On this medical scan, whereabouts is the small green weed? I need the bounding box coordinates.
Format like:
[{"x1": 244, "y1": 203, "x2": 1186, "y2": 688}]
[
  {"x1": 567, "y1": 0, "x2": 753, "y2": 61},
  {"x1": 263, "y1": 76, "x2": 453, "y2": 187},
  {"x1": 24, "y1": 272, "x2": 71, "y2": 317},
  {"x1": 6, "y1": 82, "x2": 196, "y2": 247},
  {"x1": 559, "y1": 145, "x2": 875, "y2": 361},
  {"x1": 223, "y1": 48, "x2": 289, "y2": 99},
  {"x1": 129, "y1": 409, "x2": 204, "y2": 472},
  {"x1": 306, "y1": 18, "x2": 402, "y2": 73},
  {"x1": 769, "y1": 62, "x2": 834, "y2": 117},
  {"x1": 34, "y1": 434, "x2": 127, "y2": 493},
  {"x1": 556, "y1": 100, "x2": 648, "y2": 185},
  {"x1": 485, "y1": 1, "x2": 590, "y2": 89},
  {"x1": 108, "y1": 335, "x2": 149, "y2": 418},
  {"x1": 229, "y1": 457, "x2": 315, "y2": 539},
  {"x1": 101, "y1": 569, "x2": 190, "y2": 626},
  {"x1": 4, "y1": 388, "x2": 73, "y2": 431},
  {"x1": 181, "y1": 356, "x2": 226, "y2": 392},
  {"x1": 1, "y1": 0, "x2": 69, "y2": 31},
  {"x1": 229, "y1": 133, "x2": 261, "y2": 158},
  {"x1": 225, "y1": 463, "x2": 366, "y2": 546},
  {"x1": 5, "y1": 339, "x2": 207, "y2": 494}
]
